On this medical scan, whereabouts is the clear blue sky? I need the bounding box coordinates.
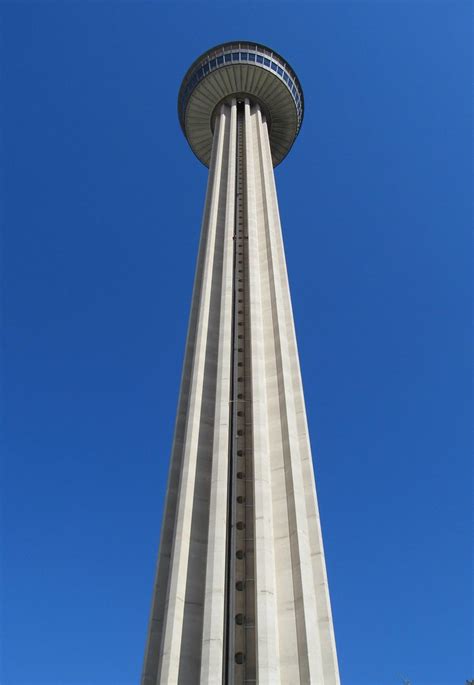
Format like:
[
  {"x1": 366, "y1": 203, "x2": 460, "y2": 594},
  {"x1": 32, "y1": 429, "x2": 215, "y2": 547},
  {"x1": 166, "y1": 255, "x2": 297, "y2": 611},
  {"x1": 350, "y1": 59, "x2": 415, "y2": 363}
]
[{"x1": 1, "y1": 2, "x2": 471, "y2": 684}]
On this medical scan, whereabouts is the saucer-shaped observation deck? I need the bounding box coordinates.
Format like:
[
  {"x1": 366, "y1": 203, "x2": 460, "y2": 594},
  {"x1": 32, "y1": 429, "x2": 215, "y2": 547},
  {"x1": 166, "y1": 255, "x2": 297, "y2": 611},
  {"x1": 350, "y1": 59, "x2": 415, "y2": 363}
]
[{"x1": 178, "y1": 41, "x2": 304, "y2": 167}]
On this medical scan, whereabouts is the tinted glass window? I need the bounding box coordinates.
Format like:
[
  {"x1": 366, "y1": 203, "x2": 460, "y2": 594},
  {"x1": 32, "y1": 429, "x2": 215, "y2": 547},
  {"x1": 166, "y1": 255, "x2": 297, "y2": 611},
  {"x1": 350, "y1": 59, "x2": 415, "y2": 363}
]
[
  {"x1": 277, "y1": 66, "x2": 283, "y2": 76},
  {"x1": 256, "y1": 54, "x2": 263, "y2": 63},
  {"x1": 210, "y1": 59, "x2": 216, "y2": 68},
  {"x1": 271, "y1": 61, "x2": 277, "y2": 71},
  {"x1": 263, "y1": 58, "x2": 270, "y2": 66},
  {"x1": 232, "y1": 52, "x2": 239, "y2": 60},
  {"x1": 241, "y1": 52, "x2": 248, "y2": 60},
  {"x1": 249, "y1": 53, "x2": 256, "y2": 61},
  {"x1": 225, "y1": 53, "x2": 232, "y2": 63}
]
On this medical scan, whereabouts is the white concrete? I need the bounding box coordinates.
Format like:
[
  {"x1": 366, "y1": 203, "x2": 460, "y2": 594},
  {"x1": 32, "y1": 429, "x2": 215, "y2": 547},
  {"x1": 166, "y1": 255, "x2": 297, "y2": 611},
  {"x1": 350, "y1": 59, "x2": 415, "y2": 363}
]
[
  {"x1": 200, "y1": 100, "x2": 237, "y2": 684},
  {"x1": 245, "y1": 100, "x2": 281, "y2": 684},
  {"x1": 142, "y1": 101, "x2": 340, "y2": 684}
]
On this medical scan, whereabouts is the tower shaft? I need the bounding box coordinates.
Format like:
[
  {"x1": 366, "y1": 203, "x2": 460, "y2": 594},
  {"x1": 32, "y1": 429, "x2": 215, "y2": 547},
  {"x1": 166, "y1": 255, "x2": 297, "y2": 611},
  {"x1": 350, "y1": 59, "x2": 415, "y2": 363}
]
[{"x1": 142, "y1": 99, "x2": 339, "y2": 684}]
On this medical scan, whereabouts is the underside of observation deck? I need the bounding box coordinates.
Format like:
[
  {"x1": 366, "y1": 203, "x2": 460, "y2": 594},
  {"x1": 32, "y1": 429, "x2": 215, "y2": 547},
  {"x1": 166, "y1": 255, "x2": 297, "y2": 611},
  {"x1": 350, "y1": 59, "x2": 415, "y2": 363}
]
[{"x1": 178, "y1": 41, "x2": 304, "y2": 167}]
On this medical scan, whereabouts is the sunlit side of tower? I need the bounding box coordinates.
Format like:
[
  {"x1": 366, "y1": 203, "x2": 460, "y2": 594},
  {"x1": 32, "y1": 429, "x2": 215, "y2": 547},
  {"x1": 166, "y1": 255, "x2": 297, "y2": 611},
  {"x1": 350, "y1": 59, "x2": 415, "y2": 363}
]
[{"x1": 142, "y1": 42, "x2": 340, "y2": 684}]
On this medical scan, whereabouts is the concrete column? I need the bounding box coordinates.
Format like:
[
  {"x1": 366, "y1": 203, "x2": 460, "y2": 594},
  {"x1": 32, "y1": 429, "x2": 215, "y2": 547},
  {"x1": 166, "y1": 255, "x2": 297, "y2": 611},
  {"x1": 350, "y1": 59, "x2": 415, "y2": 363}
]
[
  {"x1": 200, "y1": 100, "x2": 237, "y2": 684},
  {"x1": 141, "y1": 103, "x2": 227, "y2": 685},
  {"x1": 244, "y1": 100, "x2": 281, "y2": 684},
  {"x1": 157, "y1": 104, "x2": 230, "y2": 684},
  {"x1": 256, "y1": 108, "x2": 340, "y2": 684},
  {"x1": 142, "y1": 100, "x2": 340, "y2": 685},
  {"x1": 259, "y1": 114, "x2": 341, "y2": 685}
]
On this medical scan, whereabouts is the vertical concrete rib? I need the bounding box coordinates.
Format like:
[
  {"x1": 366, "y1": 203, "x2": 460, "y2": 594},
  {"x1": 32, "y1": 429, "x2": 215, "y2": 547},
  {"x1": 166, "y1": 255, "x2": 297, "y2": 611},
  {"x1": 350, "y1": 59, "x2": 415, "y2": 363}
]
[
  {"x1": 156, "y1": 106, "x2": 229, "y2": 684},
  {"x1": 177, "y1": 101, "x2": 233, "y2": 682},
  {"x1": 256, "y1": 108, "x2": 326, "y2": 683},
  {"x1": 141, "y1": 102, "x2": 226, "y2": 685},
  {"x1": 260, "y1": 115, "x2": 341, "y2": 685},
  {"x1": 244, "y1": 101, "x2": 281, "y2": 684},
  {"x1": 200, "y1": 101, "x2": 237, "y2": 684}
]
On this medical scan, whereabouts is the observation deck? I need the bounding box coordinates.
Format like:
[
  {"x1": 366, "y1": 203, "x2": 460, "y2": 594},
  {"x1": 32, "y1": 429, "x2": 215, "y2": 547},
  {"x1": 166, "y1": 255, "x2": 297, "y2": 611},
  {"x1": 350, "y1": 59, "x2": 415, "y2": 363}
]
[{"x1": 178, "y1": 41, "x2": 304, "y2": 167}]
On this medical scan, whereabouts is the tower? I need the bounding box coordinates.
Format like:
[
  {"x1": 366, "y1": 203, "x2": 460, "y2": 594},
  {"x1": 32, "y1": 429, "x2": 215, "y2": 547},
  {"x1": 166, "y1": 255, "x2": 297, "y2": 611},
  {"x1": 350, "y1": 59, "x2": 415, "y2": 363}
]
[{"x1": 142, "y1": 42, "x2": 340, "y2": 684}]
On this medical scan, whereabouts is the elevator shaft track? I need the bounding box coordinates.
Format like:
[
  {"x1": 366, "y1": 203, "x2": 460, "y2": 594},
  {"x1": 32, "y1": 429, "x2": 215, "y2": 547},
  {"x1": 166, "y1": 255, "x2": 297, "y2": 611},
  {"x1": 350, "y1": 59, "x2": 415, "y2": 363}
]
[{"x1": 224, "y1": 101, "x2": 256, "y2": 684}]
